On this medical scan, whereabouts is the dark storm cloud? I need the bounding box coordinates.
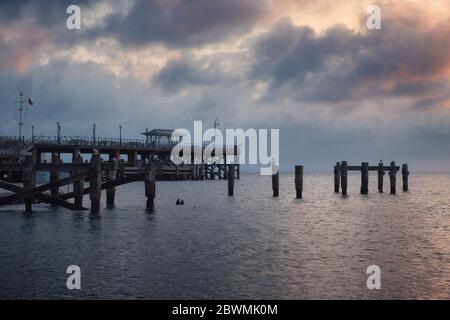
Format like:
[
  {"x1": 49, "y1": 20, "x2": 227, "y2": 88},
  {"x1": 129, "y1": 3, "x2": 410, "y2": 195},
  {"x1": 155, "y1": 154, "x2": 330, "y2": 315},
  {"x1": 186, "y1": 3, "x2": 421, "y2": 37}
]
[
  {"x1": 154, "y1": 54, "x2": 235, "y2": 91},
  {"x1": 155, "y1": 56, "x2": 214, "y2": 91},
  {"x1": 249, "y1": 18, "x2": 450, "y2": 104},
  {"x1": 91, "y1": 0, "x2": 268, "y2": 48}
]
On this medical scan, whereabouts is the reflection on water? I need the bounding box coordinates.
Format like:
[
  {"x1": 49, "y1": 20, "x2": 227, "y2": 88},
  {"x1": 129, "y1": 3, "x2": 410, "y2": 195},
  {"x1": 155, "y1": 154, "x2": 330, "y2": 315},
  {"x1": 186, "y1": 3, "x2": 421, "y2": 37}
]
[{"x1": 0, "y1": 173, "x2": 449, "y2": 299}]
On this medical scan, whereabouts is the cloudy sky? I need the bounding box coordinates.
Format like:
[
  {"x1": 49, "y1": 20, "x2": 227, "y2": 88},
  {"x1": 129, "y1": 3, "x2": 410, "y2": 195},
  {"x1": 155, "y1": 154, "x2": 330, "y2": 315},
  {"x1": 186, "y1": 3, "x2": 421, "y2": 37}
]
[{"x1": 1, "y1": 0, "x2": 449, "y2": 171}]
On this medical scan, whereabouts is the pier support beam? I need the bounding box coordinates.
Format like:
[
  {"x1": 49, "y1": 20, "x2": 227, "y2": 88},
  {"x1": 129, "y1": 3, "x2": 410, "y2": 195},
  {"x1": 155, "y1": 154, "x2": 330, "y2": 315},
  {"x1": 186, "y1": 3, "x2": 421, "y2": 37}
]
[
  {"x1": 89, "y1": 153, "x2": 102, "y2": 213},
  {"x1": 145, "y1": 163, "x2": 156, "y2": 211},
  {"x1": 223, "y1": 163, "x2": 228, "y2": 180},
  {"x1": 334, "y1": 162, "x2": 340, "y2": 193},
  {"x1": 158, "y1": 161, "x2": 163, "y2": 180},
  {"x1": 50, "y1": 152, "x2": 60, "y2": 198},
  {"x1": 128, "y1": 151, "x2": 137, "y2": 167},
  {"x1": 378, "y1": 161, "x2": 385, "y2": 193},
  {"x1": 106, "y1": 159, "x2": 118, "y2": 208},
  {"x1": 295, "y1": 165, "x2": 303, "y2": 199},
  {"x1": 72, "y1": 150, "x2": 84, "y2": 208},
  {"x1": 402, "y1": 164, "x2": 409, "y2": 192},
  {"x1": 23, "y1": 150, "x2": 36, "y2": 213},
  {"x1": 389, "y1": 161, "x2": 397, "y2": 195},
  {"x1": 209, "y1": 165, "x2": 214, "y2": 180},
  {"x1": 227, "y1": 164, "x2": 234, "y2": 196},
  {"x1": 191, "y1": 163, "x2": 195, "y2": 180},
  {"x1": 360, "y1": 162, "x2": 369, "y2": 195},
  {"x1": 340, "y1": 161, "x2": 348, "y2": 196},
  {"x1": 218, "y1": 165, "x2": 223, "y2": 180}
]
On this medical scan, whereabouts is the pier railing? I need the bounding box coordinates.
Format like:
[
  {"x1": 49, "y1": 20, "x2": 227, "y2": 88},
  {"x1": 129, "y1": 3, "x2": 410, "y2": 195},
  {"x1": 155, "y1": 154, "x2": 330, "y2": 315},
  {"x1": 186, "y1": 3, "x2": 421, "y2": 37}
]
[
  {"x1": 0, "y1": 136, "x2": 238, "y2": 155},
  {"x1": 1, "y1": 136, "x2": 178, "y2": 151}
]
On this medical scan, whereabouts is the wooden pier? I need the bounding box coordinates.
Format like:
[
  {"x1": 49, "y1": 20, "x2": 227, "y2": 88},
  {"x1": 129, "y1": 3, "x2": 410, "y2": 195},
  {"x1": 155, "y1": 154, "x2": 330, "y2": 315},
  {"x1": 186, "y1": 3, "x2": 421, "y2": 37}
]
[{"x1": 0, "y1": 135, "x2": 239, "y2": 213}]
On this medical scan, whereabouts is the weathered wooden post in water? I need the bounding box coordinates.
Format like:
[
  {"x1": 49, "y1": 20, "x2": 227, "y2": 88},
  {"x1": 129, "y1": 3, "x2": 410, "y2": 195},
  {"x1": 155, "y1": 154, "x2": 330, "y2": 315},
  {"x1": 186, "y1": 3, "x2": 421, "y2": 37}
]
[
  {"x1": 334, "y1": 162, "x2": 340, "y2": 193},
  {"x1": 389, "y1": 161, "x2": 397, "y2": 195},
  {"x1": 106, "y1": 159, "x2": 118, "y2": 208},
  {"x1": 145, "y1": 162, "x2": 156, "y2": 211},
  {"x1": 227, "y1": 164, "x2": 234, "y2": 196},
  {"x1": 272, "y1": 168, "x2": 279, "y2": 197},
  {"x1": 72, "y1": 151, "x2": 84, "y2": 208},
  {"x1": 50, "y1": 152, "x2": 60, "y2": 198},
  {"x1": 360, "y1": 162, "x2": 369, "y2": 195},
  {"x1": 89, "y1": 153, "x2": 102, "y2": 213},
  {"x1": 340, "y1": 161, "x2": 348, "y2": 196},
  {"x1": 295, "y1": 165, "x2": 303, "y2": 199},
  {"x1": 23, "y1": 150, "x2": 36, "y2": 213},
  {"x1": 377, "y1": 161, "x2": 385, "y2": 193},
  {"x1": 402, "y1": 164, "x2": 409, "y2": 192},
  {"x1": 190, "y1": 163, "x2": 195, "y2": 180}
]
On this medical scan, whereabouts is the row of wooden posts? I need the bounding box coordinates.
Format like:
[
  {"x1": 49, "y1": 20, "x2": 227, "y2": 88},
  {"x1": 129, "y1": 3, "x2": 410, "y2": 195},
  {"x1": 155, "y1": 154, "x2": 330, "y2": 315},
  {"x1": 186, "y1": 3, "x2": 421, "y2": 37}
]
[
  {"x1": 333, "y1": 161, "x2": 409, "y2": 196},
  {"x1": 71, "y1": 159, "x2": 409, "y2": 212},
  {"x1": 267, "y1": 162, "x2": 409, "y2": 198}
]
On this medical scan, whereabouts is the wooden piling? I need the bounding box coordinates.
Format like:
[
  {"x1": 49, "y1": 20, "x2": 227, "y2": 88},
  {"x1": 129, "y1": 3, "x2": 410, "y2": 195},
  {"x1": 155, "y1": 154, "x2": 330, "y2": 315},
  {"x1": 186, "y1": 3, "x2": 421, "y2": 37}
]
[
  {"x1": 377, "y1": 161, "x2": 385, "y2": 193},
  {"x1": 129, "y1": 151, "x2": 137, "y2": 167},
  {"x1": 227, "y1": 164, "x2": 234, "y2": 196},
  {"x1": 190, "y1": 163, "x2": 195, "y2": 180},
  {"x1": 106, "y1": 159, "x2": 118, "y2": 208},
  {"x1": 23, "y1": 150, "x2": 36, "y2": 213},
  {"x1": 50, "y1": 152, "x2": 59, "y2": 198},
  {"x1": 72, "y1": 151, "x2": 84, "y2": 208},
  {"x1": 223, "y1": 163, "x2": 228, "y2": 180},
  {"x1": 340, "y1": 161, "x2": 348, "y2": 196},
  {"x1": 334, "y1": 162, "x2": 340, "y2": 193},
  {"x1": 295, "y1": 165, "x2": 303, "y2": 199},
  {"x1": 145, "y1": 162, "x2": 156, "y2": 211},
  {"x1": 158, "y1": 161, "x2": 163, "y2": 180},
  {"x1": 389, "y1": 161, "x2": 397, "y2": 195},
  {"x1": 209, "y1": 165, "x2": 214, "y2": 180},
  {"x1": 402, "y1": 164, "x2": 409, "y2": 192},
  {"x1": 360, "y1": 162, "x2": 369, "y2": 195},
  {"x1": 218, "y1": 165, "x2": 222, "y2": 180},
  {"x1": 89, "y1": 153, "x2": 102, "y2": 213},
  {"x1": 272, "y1": 170, "x2": 279, "y2": 197}
]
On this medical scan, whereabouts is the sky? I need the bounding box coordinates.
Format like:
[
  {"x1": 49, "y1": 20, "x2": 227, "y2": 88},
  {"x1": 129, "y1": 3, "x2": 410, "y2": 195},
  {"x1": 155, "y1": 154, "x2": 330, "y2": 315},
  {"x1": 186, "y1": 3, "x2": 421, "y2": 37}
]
[{"x1": 0, "y1": 0, "x2": 449, "y2": 171}]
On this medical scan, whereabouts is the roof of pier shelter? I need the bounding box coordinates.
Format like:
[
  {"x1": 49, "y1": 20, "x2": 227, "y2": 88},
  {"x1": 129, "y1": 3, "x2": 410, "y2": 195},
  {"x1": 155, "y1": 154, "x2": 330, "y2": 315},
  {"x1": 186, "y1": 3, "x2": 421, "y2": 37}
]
[{"x1": 141, "y1": 129, "x2": 174, "y2": 137}]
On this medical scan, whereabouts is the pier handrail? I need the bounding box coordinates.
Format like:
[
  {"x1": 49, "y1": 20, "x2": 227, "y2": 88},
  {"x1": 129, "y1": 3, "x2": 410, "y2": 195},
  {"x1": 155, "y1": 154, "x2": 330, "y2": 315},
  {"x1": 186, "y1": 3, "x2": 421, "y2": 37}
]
[{"x1": 0, "y1": 136, "x2": 238, "y2": 154}]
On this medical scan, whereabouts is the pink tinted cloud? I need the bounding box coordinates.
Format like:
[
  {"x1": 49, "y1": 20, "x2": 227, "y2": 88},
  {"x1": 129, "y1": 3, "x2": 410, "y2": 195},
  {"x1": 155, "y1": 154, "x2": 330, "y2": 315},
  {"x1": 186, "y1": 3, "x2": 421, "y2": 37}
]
[{"x1": 0, "y1": 22, "x2": 53, "y2": 73}]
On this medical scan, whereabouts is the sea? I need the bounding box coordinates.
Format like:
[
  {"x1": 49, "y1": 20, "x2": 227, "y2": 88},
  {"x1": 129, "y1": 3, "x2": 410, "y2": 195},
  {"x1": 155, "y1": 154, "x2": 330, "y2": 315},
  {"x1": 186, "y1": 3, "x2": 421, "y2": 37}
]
[{"x1": 0, "y1": 173, "x2": 449, "y2": 299}]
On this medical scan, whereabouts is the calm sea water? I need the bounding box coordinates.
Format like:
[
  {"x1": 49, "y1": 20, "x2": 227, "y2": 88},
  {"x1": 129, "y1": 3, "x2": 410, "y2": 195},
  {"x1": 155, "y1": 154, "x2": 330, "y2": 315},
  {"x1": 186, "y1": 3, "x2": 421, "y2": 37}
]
[{"x1": 0, "y1": 173, "x2": 449, "y2": 299}]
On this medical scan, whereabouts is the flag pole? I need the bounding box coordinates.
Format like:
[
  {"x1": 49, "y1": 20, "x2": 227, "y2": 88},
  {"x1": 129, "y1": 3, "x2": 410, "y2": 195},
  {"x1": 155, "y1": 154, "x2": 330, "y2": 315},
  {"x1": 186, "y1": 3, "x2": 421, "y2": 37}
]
[{"x1": 18, "y1": 91, "x2": 24, "y2": 141}]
